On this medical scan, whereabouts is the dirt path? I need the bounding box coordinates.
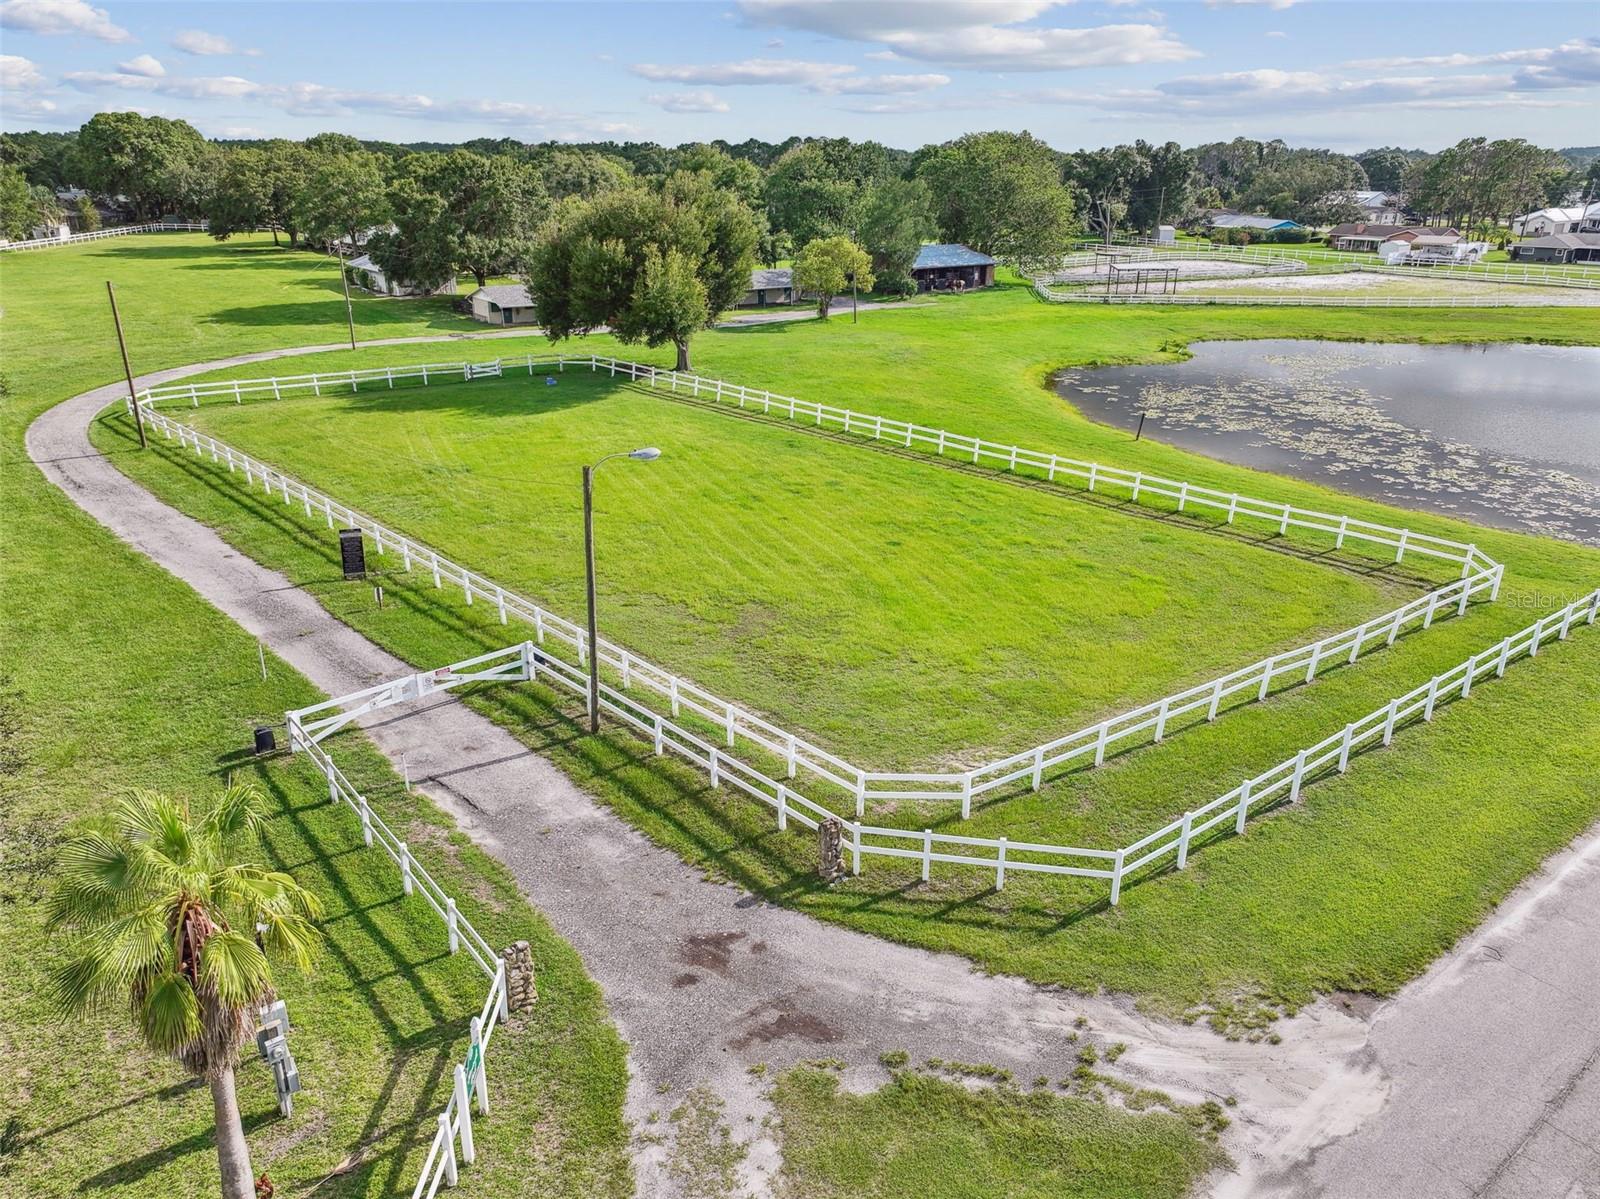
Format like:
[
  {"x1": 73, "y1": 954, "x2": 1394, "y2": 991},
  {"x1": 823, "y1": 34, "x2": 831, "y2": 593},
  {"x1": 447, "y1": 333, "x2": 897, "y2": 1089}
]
[{"x1": 26, "y1": 334, "x2": 1600, "y2": 1197}]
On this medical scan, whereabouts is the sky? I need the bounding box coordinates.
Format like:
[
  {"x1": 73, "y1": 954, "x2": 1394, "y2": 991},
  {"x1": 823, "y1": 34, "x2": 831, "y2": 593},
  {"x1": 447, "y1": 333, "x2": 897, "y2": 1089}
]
[{"x1": 2, "y1": 0, "x2": 1597, "y2": 152}]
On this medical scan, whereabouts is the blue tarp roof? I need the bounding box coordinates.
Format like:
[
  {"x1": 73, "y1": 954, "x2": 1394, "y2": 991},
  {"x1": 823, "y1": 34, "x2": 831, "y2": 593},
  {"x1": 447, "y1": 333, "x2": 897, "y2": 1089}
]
[{"x1": 913, "y1": 243, "x2": 996, "y2": 270}]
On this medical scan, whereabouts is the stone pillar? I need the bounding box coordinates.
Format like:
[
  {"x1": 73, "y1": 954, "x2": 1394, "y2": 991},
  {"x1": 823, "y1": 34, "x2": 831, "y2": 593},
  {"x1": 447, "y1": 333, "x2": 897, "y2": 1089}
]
[
  {"x1": 503, "y1": 940, "x2": 537, "y2": 1012},
  {"x1": 817, "y1": 817, "x2": 845, "y2": 882}
]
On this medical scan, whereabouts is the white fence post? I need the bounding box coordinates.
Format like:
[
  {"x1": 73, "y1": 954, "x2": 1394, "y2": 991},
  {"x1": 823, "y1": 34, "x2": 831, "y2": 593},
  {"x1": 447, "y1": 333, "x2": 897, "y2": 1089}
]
[
  {"x1": 1176, "y1": 811, "x2": 1194, "y2": 868},
  {"x1": 440, "y1": 1113, "x2": 459, "y2": 1186},
  {"x1": 921, "y1": 829, "x2": 932, "y2": 882},
  {"x1": 1235, "y1": 779, "x2": 1252, "y2": 834},
  {"x1": 400, "y1": 842, "x2": 414, "y2": 895},
  {"x1": 359, "y1": 793, "x2": 373, "y2": 847},
  {"x1": 454, "y1": 1064, "x2": 475, "y2": 1163},
  {"x1": 447, "y1": 898, "x2": 460, "y2": 954},
  {"x1": 995, "y1": 838, "x2": 1007, "y2": 891},
  {"x1": 777, "y1": 785, "x2": 788, "y2": 831},
  {"x1": 470, "y1": 1015, "x2": 489, "y2": 1115},
  {"x1": 854, "y1": 773, "x2": 866, "y2": 818},
  {"x1": 1109, "y1": 848, "x2": 1126, "y2": 905}
]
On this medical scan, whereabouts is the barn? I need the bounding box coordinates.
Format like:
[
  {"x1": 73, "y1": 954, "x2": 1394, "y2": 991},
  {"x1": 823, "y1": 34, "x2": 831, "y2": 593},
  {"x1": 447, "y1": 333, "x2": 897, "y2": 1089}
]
[{"x1": 911, "y1": 244, "x2": 996, "y2": 292}]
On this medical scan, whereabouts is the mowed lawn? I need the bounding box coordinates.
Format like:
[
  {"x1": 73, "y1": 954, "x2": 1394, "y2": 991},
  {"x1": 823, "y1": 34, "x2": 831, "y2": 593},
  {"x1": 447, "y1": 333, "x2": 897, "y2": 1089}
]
[
  {"x1": 0, "y1": 234, "x2": 632, "y2": 1199},
  {"x1": 164, "y1": 370, "x2": 1411, "y2": 769},
  {"x1": 80, "y1": 248, "x2": 1600, "y2": 1033}
]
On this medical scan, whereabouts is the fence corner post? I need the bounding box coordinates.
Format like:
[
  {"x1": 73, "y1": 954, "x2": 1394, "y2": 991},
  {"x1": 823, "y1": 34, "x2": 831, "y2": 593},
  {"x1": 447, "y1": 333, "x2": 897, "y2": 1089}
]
[
  {"x1": 447, "y1": 898, "x2": 460, "y2": 954},
  {"x1": 399, "y1": 841, "x2": 414, "y2": 895},
  {"x1": 1109, "y1": 848, "x2": 1125, "y2": 906}
]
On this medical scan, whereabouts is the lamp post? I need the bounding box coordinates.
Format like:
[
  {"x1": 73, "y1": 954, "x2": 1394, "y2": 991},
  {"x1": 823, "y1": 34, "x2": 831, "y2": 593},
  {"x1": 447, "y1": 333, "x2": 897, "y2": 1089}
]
[{"x1": 584, "y1": 447, "x2": 661, "y2": 733}]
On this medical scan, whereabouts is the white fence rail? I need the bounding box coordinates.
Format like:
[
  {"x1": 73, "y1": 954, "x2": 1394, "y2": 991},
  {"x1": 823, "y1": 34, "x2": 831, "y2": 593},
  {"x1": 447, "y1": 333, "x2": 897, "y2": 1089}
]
[
  {"x1": 1063, "y1": 236, "x2": 1600, "y2": 288},
  {"x1": 130, "y1": 355, "x2": 1504, "y2": 814},
  {"x1": 283, "y1": 722, "x2": 508, "y2": 1198},
  {"x1": 289, "y1": 585, "x2": 1600, "y2": 906},
  {"x1": 0, "y1": 221, "x2": 208, "y2": 252}
]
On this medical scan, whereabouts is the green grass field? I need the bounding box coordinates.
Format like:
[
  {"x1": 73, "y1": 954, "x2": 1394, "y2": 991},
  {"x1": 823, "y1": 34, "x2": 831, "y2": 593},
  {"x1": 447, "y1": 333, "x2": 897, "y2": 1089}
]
[
  {"x1": 158, "y1": 369, "x2": 1413, "y2": 769},
  {"x1": 6, "y1": 232, "x2": 1600, "y2": 1196},
  {"x1": 770, "y1": 1066, "x2": 1226, "y2": 1199},
  {"x1": 64, "y1": 240, "x2": 1600, "y2": 1038},
  {"x1": 0, "y1": 234, "x2": 632, "y2": 1199}
]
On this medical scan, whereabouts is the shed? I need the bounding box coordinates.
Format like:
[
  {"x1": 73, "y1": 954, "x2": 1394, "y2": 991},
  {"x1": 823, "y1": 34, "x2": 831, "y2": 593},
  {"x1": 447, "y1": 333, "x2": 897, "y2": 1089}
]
[
  {"x1": 467, "y1": 283, "x2": 538, "y2": 325},
  {"x1": 911, "y1": 244, "x2": 995, "y2": 292},
  {"x1": 737, "y1": 268, "x2": 796, "y2": 307}
]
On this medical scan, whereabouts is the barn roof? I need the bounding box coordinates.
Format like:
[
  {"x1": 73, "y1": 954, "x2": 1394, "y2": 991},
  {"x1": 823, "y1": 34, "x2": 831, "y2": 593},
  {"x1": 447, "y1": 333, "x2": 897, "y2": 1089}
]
[
  {"x1": 471, "y1": 283, "x2": 534, "y2": 308},
  {"x1": 1207, "y1": 213, "x2": 1301, "y2": 230},
  {"x1": 912, "y1": 243, "x2": 995, "y2": 270},
  {"x1": 749, "y1": 268, "x2": 793, "y2": 289}
]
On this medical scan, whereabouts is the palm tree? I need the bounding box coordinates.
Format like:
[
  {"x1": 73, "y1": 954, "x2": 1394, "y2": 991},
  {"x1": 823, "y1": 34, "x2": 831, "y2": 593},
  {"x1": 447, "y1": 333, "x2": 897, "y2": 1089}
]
[{"x1": 50, "y1": 784, "x2": 323, "y2": 1199}]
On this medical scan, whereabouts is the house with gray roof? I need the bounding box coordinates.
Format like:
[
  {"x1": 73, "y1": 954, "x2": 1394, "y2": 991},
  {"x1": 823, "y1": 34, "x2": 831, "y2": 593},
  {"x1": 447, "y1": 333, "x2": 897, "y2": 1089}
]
[
  {"x1": 467, "y1": 283, "x2": 537, "y2": 325},
  {"x1": 738, "y1": 268, "x2": 798, "y2": 307},
  {"x1": 911, "y1": 243, "x2": 995, "y2": 292},
  {"x1": 1508, "y1": 232, "x2": 1600, "y2": 265}
]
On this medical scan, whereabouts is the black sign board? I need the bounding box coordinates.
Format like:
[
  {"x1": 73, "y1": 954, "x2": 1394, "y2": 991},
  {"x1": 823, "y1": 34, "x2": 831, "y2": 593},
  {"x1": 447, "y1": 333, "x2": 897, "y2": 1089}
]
[{"x1": 339, "y1": 528, "x2": 367, "y2": 579}]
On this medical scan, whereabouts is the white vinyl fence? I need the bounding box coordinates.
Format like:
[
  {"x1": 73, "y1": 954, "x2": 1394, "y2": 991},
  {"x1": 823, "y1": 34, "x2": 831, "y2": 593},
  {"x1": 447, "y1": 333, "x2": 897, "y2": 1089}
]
[
  {"x1": 0, "y1": 221, "x2": 208, "y2": 252},
  {"x1": 1061, "y1": 236, "x2": 1600, "y2": 288},
  {"x1": 284, "y1": 722, "x2": 510, "y2": 1198},
  {"x1": 129, "y1": 355, "x2": 1505, "y2": 815},
  {"x1": 289, "y1": 585, "x2": 1600, "y2": 905}
]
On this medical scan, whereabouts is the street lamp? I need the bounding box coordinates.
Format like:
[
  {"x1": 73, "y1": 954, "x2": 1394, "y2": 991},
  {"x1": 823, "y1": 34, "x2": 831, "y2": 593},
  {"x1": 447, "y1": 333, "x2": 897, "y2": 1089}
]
[{"x1": 583, "y1": 447, "x2": 661, "y2": 733}]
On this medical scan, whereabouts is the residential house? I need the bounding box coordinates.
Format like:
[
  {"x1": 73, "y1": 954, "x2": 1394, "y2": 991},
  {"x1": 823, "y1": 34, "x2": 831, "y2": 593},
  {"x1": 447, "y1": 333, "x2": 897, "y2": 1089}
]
[
  {"x1": 1513, "y1": 206, "x2": 1588, "y2": 237},
  {"x1": 911, "y1": 243, "x2": 996, "y2": 291},
  {"x1": 737, "y1": 268, "x2": 797, "y2": 307},
  {"x1": 1346, "y1": 190, "x2": 1404, "y2": 223},
  {"x1": 345, "y1": 254, "x2": 458, "y2": 298},
  {"x1": 1508, "y1": 232, "x2": 1600, "y2": 265},
  {"x1": 1329, "y1": 223, "x2": 1456, "y2": 252},
  {"x1": 466, "y1": 283, "x2": 538, "y2": 325}
]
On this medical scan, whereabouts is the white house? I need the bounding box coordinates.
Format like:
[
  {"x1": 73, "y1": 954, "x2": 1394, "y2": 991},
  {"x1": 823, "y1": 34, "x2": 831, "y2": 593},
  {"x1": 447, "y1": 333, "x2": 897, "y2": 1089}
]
[
  {"x1": 345, "y1": 254, "x2": 457, "y2": 298},
  {"x1": 466, "y1": 283, "x2": 538, "y2": 325},
  {"x1": 1513, "y1": 206, "x2": 1588, "y2": 237},
  {"x1": 1334, "y1": 190, "x2": 1404, "y2": 223}
]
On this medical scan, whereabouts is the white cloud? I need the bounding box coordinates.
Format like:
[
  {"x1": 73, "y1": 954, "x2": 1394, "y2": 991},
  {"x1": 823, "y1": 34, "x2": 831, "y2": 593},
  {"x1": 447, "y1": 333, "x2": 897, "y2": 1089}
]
[
  {"x1": 738, "y1": 0, "x2": 1196, "y2": 70},
  {"x1": 741, "y1": 1, "x2": 1071, "y2": 39},
  {"x1": 632, "y1": 57, "x2": 855, "y2": 86},
  {"x1": 116, "y1": 52, "x2": 165, "y2": 77},
  {"x1": 1204, "y1": 0, "x2": 1301, "y2": 8},
  {"x1": 630, "y1": 56, "x2": 948, "y2": 96},
  {"x1": 1265, "y1": 30, "x2": 1288, "y2": 39},
  {"x1": 171, "y1": 29, "x2": 259, "y2": 57},
  {"x1": 824, "y1": 72, "x2": 950, "y2": 94},
  {"x1": 0, "y1": 52, "x2": 47, "y2": 89},
  {"x1": 647, "y1": 89, "x2": 731, "y2": 113},
  {"x1": 0, "y1": 0, "x2": 130, "y2": 42},
  {"x1": 59, "y1": 66, "x2": 640, "y2": 139}
]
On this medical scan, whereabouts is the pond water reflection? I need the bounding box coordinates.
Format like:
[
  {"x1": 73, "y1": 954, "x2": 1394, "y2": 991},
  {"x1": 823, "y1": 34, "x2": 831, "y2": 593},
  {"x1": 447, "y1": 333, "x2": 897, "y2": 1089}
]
[{"x1": 1054, "y1": 340, "x2": 1600, "y2": 546}]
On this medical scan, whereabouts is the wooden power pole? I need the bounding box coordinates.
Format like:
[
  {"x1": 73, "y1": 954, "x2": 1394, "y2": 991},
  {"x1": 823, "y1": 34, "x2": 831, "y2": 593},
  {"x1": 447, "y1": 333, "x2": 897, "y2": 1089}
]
[{"x1": 107, "y1": 281, "x2": 147, "y2": 449}]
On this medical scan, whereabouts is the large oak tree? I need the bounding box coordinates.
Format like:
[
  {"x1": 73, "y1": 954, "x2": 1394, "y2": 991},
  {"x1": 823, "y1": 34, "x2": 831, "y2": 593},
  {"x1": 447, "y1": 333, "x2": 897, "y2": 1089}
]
[{"x1": 525, "y1": 172, "x2": 758, "y2": 370}]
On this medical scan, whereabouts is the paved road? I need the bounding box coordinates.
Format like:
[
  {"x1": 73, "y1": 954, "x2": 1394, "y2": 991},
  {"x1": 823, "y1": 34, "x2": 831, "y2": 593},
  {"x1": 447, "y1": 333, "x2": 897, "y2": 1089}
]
[{"x1": 27, "y1": 334, "x2": 1600, "y2": 1197}]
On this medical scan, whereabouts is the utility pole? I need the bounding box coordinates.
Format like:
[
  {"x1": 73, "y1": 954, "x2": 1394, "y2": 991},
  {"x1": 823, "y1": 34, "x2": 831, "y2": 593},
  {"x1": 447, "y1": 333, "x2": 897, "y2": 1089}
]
[
  {"x1": 582, "y1": 463, "x2": 600, "y2": 734},
  {"x1": 107, "y1": 280, "x2": 147, "y2": 449},
  {"x1": 337, "y1": 251, "x2": 357, "y2": 351}
]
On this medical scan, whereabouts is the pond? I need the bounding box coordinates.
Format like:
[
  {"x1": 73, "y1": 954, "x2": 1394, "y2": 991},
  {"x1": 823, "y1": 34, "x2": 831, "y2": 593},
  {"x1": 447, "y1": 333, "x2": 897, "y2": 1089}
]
[{"x1": 1054, "y1": 340, "x2": 1600, "y2": 546}]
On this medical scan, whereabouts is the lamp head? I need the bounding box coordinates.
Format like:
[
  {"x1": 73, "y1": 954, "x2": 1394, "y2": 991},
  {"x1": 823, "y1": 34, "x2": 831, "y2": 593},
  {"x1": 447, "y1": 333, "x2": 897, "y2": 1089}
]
[{"x1": 629, "y1": 447, "x2": 662, "y2": 461}]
